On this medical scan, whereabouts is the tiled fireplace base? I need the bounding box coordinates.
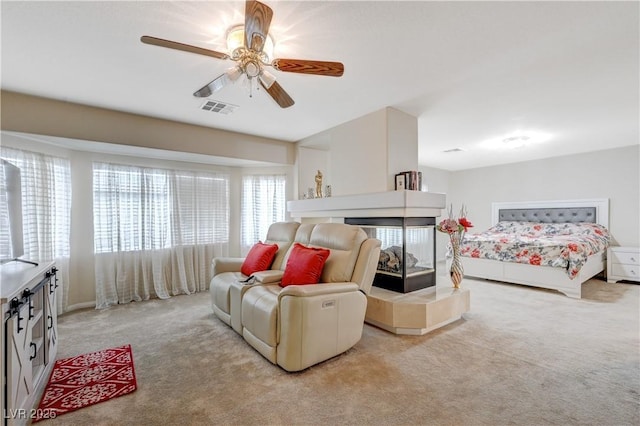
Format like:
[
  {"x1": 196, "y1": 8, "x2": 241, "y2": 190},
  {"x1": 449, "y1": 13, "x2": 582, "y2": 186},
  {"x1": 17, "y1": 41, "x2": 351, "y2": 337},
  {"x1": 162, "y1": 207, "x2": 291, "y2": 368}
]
[{"x1": 365, "y1": 285, "x2": 470, "y2": 335}]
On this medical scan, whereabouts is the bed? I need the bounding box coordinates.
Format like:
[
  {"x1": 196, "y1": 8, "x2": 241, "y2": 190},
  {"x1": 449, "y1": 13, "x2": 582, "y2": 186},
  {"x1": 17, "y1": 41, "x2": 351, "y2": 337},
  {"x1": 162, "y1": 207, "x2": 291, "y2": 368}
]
[{"x1": 460, "y1": 199, "x2": 610, "y2": 298}]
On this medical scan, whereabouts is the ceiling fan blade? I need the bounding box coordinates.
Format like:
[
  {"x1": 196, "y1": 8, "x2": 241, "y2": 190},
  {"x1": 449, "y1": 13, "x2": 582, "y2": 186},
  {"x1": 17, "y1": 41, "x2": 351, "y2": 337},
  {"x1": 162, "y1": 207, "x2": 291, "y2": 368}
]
[
  {"x1": 194, "y1": 67, "x2": 243, "y2": 97},
  {"x1": 272, "y1": 59, "x2": 344, "y2": 77},
  {"x1": 244, "y1": 0, "x2": 273, "y2": 52},
  {"x1": 260, "y1": 80, "x2": 294, "y2": 108},
  {"x1": 193, "y1": 73, "x2": 230, "y2": 98},
  {"x1": 141, "y1": 36, "x2": 229, "y2": 60}
]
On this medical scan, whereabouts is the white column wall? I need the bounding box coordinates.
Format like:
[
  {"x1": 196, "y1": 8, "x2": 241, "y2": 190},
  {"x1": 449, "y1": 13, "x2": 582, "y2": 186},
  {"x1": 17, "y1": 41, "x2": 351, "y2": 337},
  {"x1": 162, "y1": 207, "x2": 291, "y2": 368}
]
[
  {"x1": 296, "y1": 107, "x2": 419, "y2": 197},
  {"x1": 387, "y1": 107, "x2": 419, "y2": 189},
  {"x1": 329, "y1": 109, "x2": 388, "y2": 196}
]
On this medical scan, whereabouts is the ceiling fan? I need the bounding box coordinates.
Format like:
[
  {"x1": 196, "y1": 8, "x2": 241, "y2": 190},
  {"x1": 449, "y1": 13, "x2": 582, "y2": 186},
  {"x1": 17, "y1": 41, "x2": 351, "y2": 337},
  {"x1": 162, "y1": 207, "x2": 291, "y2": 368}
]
[{"x1": 141, "y1": 0, "x2": 344, "y2": 108}]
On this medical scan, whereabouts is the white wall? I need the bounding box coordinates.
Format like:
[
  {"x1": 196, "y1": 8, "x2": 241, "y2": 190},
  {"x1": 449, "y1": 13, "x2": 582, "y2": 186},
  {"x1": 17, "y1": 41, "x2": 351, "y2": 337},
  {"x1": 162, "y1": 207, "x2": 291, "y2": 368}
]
[
  {"x1": 418, "y1": 166, "x2": 452, "y2": 261},
  {"x1": 296, "y1": 107, "x2": 420, "y2": 197},
  {"x1": 386, "y1": 107, "x2": 419, "y2": 190},
  {"x1": 2, "y1": 91, "x2": 295, "y2": 166},
  {"x1": 329, "y1": 109, "x2": 388, "y2": 195},
  {"x1": 446, "y1": 145, "x2": 640, "y2": 248},
  {"x1": 297, "y1": 147, "x2": 329, "y2": 199},
  {"x1": 418, "y1": 166, "x2": 451, "y2": 197}
]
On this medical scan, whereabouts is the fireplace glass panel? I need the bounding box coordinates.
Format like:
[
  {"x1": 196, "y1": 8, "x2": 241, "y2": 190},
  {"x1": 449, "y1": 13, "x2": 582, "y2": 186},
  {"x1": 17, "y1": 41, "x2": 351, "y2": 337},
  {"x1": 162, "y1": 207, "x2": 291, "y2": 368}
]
[{"x1": 346, "y1": 217, "x2": 436, "y2": 293}]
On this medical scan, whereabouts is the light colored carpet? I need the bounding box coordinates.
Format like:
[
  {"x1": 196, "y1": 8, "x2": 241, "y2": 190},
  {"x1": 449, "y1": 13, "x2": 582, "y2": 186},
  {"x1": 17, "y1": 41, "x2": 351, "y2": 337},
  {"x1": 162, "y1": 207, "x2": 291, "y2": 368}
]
[{"x1": 39, "y1": 272, "x2": 639, "y2": 425}]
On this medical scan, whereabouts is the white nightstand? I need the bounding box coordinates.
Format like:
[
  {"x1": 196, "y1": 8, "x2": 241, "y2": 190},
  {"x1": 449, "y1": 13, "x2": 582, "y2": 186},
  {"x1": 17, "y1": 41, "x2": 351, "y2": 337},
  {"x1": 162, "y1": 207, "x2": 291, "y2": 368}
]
[{"x1": 607, "y1": 246, "x2": 640, "y2": 283}]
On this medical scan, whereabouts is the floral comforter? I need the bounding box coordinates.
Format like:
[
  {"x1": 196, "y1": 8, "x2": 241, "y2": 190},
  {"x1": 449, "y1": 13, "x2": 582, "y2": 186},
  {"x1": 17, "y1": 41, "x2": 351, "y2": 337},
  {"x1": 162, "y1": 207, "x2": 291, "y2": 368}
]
[{"x1": 460, "y1": 221, "x2": 611, "y2": 279}]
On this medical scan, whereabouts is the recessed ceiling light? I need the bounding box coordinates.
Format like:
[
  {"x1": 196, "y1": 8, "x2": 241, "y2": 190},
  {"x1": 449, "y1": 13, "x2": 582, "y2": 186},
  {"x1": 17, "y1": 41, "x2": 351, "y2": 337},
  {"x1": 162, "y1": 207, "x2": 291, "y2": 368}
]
[{"x1": 481, "y1": 131, "x2": 551, "y2": 150}]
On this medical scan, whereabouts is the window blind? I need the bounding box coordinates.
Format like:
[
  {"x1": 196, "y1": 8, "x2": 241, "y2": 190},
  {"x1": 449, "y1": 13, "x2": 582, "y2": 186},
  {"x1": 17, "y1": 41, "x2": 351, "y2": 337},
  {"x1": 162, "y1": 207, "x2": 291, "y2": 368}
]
[
  {"x1": 93, "y1": 163, "x2": 230, "y2": 253},
  {"x1": 241, "y1": 174, "x2": 286, "y2": 254},
  {"x1": 92, "y1": 162, "x2": 230, "y2": 308},
  {"x1": 0, "y1": 147, "x2": 71, "y2": 312}
]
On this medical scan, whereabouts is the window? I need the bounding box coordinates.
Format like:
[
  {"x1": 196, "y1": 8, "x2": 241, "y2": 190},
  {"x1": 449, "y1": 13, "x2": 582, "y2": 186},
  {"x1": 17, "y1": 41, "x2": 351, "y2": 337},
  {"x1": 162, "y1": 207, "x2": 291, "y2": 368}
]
[
  {"x1": 92, "y1": 162, "x2": 230, "y2": 308},
  {"x1": 93, "y1": 163, "x2": 229, "y2": 253},
  {"x1": 0, "y1": 147, "x2": 71, "y2": 312},
  {"x1": 241, "y1": 174, "x2": 286, "y2": 254}
]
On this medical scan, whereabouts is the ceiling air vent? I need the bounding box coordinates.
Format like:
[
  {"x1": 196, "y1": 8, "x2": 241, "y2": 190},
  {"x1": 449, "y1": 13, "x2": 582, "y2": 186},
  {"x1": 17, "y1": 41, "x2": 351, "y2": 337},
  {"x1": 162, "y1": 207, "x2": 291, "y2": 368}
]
[
  {"x1": 443, "y1": 148, "x2": 465, "y2": 153},
  {"x1": 200, "y1": 100, "x2": 238, "y2": 115}
]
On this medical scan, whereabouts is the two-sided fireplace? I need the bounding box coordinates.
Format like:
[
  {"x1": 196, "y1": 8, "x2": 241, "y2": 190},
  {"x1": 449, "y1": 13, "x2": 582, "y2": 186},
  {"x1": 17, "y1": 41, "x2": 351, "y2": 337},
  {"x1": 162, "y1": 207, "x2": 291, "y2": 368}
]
[
  {"x1": 345, "y1": 217, "x2": 436, "y2": 293},
  {"x1": 287, "y1": 190, "x2": 446, "y2": 293}
]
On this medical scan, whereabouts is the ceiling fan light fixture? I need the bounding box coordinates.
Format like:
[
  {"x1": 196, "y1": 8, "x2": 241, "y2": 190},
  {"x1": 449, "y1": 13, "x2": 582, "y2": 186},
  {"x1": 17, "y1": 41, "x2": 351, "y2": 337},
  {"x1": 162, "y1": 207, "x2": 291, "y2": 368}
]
[
  {"x1": 142, "y1": 0, "x2": 342, "y2": 109},
  {"x1": 259, "y1": 69, "x2": 276, "y2": 89},
  {"x1": 225, "y1": 66, "x2": 242, "y2": 82},
  {"x1": 244, "y1": 60, "x2": 261, "y2": 78},
  {"x1": 226, "y1": 24, "x2": 274, "y2": 60}
]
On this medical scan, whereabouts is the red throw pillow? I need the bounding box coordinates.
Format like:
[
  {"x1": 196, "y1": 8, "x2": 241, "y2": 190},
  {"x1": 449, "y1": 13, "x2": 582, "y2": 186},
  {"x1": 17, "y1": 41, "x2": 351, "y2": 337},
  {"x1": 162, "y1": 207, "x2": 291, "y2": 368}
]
[
  {"x1": 280, "y1": 243, "x2": 331, "y2": 287},
  {"x1": 241, "y1": 242, "x2": 279, "y2": 276}
]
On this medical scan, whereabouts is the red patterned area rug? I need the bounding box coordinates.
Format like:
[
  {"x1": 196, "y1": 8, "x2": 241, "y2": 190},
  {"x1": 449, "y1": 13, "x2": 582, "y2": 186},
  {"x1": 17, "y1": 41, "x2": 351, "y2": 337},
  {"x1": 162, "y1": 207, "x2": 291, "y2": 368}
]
[{"x1": 34, "y1": 344, "x2": 137, "y2": 422}]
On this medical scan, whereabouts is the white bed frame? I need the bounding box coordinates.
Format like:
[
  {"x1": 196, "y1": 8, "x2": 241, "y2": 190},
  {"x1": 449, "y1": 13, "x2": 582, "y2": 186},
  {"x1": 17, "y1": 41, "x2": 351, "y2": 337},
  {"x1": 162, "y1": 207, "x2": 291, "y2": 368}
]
[{"x1": 462, "y1": 199, "x2": 609, "y2": 298}]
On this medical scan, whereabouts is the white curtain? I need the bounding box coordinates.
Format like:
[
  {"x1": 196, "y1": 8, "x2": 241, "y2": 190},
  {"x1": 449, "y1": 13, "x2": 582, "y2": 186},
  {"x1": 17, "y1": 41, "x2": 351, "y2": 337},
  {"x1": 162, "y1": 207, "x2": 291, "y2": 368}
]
[
  {"x1": 240, "y1": 174, "x2": 286, "y2": 255},
  {"x1": 93, "y1": 163, "x2": 229, "y2": 308},
  {"x1": 0, "y1": 147, "x2": 72, "y2": 313}
]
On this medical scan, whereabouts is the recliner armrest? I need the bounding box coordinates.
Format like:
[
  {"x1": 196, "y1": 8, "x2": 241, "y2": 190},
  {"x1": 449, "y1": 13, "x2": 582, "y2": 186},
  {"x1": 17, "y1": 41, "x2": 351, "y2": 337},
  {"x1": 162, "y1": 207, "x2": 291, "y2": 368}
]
[
  {"x1": 253, "y1": 270, "x2": 284, "y2": 284},
  {"x1": 212, "y1": 257, "x2": 245, "y2": 276},
  {"x1": 278, "y1": 282, "x2": 359, "y2": 299}
]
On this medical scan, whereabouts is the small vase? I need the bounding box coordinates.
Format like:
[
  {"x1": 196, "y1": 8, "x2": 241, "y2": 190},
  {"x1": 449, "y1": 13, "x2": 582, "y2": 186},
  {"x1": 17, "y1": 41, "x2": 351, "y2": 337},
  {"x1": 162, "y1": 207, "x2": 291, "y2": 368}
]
[{"x1": 448, "y1": 235, "x2": 464, "y2": 289}]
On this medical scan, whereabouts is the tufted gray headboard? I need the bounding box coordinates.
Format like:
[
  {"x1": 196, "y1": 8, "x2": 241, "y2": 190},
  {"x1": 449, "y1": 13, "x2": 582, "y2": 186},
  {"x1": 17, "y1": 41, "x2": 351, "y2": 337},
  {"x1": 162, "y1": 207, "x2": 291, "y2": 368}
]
[
  {"x1": 491, "y1": 199, "x2": 609, "y2": 227},
  {"x1": 498, "y1": 207, "x2": 597, "y2": 224}
]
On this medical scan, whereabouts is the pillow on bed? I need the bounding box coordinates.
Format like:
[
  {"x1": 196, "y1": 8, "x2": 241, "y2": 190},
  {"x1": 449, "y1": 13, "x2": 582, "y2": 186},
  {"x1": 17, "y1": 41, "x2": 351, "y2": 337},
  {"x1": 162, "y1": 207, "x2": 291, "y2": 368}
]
[{"x1": 493, "y1": 222, "x2": 611, "y2": 242}]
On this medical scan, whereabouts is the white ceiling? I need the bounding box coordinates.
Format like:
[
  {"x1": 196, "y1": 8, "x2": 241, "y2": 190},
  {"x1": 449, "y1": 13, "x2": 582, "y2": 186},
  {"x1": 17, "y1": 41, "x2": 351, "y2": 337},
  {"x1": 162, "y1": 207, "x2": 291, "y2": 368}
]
[{"x1": 1, "y1": 1, "x2": 638, "y2": 171}]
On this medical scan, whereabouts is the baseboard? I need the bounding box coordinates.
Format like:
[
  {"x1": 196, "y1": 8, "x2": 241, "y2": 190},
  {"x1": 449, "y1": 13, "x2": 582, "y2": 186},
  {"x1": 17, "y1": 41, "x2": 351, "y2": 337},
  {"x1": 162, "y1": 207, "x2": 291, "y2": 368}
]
[{"x1": 64, "y1": 301, "x2": 95, "y2": 313}]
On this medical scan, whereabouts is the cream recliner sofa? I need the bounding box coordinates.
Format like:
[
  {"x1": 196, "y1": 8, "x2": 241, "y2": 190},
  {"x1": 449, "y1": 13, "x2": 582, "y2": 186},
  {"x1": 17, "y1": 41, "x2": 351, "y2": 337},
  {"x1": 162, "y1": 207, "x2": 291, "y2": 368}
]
[
  {"x1": 210, "y1": 222, "x2": 381, "y2": 371},
  {"x1": 210, "y1": 221, "x2": 301, "y2": 334}
]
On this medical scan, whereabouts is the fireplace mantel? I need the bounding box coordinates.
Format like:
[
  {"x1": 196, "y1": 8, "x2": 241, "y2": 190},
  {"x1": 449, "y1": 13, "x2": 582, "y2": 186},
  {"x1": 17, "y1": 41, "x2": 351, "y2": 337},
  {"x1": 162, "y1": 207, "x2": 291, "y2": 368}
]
[{"x1": 287, "y1": 190, "x2": 446, "y2": 219}]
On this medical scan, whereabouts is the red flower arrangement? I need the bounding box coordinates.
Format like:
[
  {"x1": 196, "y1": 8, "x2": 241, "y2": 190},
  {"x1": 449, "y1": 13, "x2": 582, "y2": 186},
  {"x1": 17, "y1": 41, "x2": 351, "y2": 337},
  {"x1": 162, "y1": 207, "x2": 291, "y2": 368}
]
[
  {"x1": 437, "y1": 204, "x2": 473, "y2": 288},
  {"x1": 437, "y1": 204, "x2": 473, "y2": 241}
]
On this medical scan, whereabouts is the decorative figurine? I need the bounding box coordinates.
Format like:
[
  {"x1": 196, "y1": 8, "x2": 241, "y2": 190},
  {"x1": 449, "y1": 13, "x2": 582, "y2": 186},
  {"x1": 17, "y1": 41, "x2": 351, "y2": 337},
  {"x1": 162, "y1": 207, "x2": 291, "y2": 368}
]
[{"x1": 315, "y1": 170, "x2": 323, "y2": 198}]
